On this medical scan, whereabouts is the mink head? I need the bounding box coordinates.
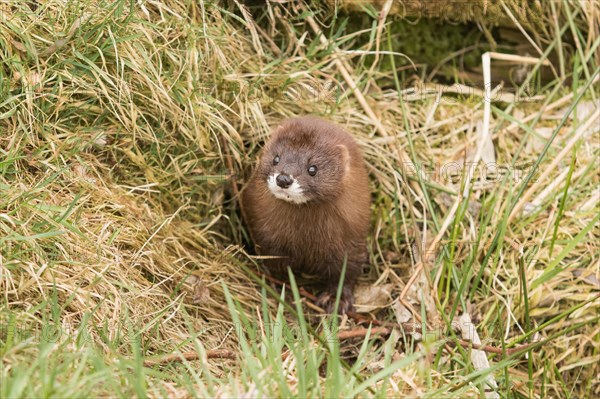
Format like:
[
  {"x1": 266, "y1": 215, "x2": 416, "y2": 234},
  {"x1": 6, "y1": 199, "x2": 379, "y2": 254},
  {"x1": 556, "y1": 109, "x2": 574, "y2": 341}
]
[{"x1": 256, "y1": 119, "x2": 351, "y2": 205}]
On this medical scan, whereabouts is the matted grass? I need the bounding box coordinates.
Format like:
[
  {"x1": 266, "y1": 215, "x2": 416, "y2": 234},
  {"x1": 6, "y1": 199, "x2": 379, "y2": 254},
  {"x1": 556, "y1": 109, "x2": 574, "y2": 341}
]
[{"x1": 1, "y1": 0, "x2": 598, "y2": 397}]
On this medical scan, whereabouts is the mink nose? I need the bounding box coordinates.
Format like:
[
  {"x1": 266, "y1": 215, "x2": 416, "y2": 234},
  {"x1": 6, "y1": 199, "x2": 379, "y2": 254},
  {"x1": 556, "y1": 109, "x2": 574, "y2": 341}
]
[{"x1": 276, "y1": 173, "x2": 293, "y2": 189}]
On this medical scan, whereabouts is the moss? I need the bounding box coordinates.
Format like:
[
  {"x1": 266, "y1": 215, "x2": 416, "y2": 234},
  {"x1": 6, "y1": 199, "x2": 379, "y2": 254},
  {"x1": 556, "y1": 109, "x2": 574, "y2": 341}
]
[
  {"x1": 331, "y1": 12, "x2": 488, "y2": 82},
  {"x1": 387, "y1": 19, "x2": 484, "y2": 68}
]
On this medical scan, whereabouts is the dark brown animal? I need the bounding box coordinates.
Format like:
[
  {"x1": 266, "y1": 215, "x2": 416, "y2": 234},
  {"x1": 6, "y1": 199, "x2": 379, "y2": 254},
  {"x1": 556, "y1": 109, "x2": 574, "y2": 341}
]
[{"x1": 242, "y1": 116, "x2": 370, "y2": 313}]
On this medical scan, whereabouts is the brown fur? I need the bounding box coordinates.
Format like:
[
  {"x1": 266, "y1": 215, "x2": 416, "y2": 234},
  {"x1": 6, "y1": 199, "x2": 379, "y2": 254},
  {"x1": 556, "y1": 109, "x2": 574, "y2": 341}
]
[{"x1": 242, "y1": 116, "x2": 370, "y2": 313}]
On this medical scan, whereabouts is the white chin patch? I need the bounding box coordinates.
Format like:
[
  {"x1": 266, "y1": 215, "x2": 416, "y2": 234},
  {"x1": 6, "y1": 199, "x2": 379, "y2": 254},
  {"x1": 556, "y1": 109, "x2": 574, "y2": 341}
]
[{"x1": 267, "y1": 173, "x2": 309, "y2": 204}]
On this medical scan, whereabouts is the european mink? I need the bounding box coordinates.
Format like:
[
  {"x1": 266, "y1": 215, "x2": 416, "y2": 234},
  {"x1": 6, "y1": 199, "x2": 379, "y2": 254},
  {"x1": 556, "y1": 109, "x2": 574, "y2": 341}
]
[{"x1": 242, "y1": 116, "x2": 370, "y2": 314}]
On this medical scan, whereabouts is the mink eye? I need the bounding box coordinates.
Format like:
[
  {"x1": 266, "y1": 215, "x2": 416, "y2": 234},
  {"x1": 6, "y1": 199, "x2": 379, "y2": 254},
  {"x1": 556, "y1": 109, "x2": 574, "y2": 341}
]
[
  {"x1": 273, "y1": 155, "x2": 280, "y2": 165},
  {"x1": 307, "y1": 165, "x2": 317, "y2": 176}
]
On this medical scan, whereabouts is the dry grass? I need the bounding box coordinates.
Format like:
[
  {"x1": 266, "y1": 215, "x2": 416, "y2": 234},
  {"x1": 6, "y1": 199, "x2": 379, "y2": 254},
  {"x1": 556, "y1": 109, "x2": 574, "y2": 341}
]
[{"x1": 1, "y1": 0, "x2": 598, "y2": 397}]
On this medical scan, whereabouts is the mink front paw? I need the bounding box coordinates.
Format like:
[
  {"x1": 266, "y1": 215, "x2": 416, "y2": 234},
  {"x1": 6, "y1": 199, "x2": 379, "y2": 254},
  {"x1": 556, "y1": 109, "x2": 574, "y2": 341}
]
[{"x1": 316, "y1": 285, "x2": 355, "y2": 314}]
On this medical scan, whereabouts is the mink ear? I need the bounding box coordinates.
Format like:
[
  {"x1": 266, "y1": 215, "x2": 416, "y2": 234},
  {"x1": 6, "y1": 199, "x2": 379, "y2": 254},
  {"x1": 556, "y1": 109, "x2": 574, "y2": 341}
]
[{"x1": 336, "y1": 144, "x2": 350, "y2": 173}]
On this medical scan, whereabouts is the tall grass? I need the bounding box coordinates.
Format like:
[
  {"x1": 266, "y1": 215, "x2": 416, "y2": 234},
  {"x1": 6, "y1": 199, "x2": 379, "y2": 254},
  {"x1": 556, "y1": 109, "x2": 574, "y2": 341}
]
[{"x1": 1, "y1": 0, "x2": 598, "y2": 397}]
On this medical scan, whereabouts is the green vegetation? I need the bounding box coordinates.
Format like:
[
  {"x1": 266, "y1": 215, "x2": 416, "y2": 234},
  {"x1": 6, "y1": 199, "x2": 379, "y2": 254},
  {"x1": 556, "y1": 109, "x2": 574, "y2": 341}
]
[{"x1": 1, "y1": 0, "x2": 598, "y2": 397}]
